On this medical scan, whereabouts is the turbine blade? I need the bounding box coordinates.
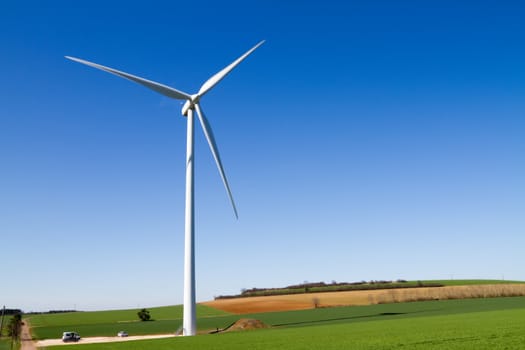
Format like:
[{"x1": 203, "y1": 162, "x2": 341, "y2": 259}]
[
  {"x1": 197, "y1": 40, "x2": 265, "y2": 97},
  {"x1": 65, "y1": 56, "x2": 192, "y2": 101},
  {"x1": 194, "y1": 103, "x2": 238, "y2": 219}
]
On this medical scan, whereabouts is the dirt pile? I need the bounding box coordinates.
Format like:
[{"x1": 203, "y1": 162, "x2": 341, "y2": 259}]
[{"x1": 227, "y1": 318, "x2": 268, "y2": 332}]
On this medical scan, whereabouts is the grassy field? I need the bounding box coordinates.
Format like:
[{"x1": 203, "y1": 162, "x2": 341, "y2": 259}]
[
  {"x1": 251, "y1": 296, "x2": 525, "y2": 326},
  {"x1": 0, "y1": 339, "x2": 12, "y2": 350},
  {"x1": 43, "y1": 297, "x2": 525, "y2": 349},
  {"x1": 29, "y1": 282, "x2": 525, "y2": 340},
  {"x1": 28, "y1": 280, "x2": 525, "y2": 349},
  {"x1": 29, "y1": 305, "x2": 230, "y2": 340},
  {"x1": 0, "y1": 314, "x2": 15, "y2": 350},
  {"x1": 29, "y1": 304, "x2": 228, "y2": 327}
]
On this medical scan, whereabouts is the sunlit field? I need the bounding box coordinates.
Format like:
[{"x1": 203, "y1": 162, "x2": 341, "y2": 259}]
[{"x1": 34, "y1": 296, "x2": 525, "y2": 350}]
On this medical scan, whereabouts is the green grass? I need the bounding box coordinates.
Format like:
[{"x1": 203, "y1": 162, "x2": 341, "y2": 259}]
[
  {"x1": 0, "y1": 339, "x2": 13, "y2": 350},
  {"x1": 0, "y1": 339, "x2": 17, "y2": 350},
  {"x1": 248, "y1": 296, "x2": 525, "y2": 328},
  {"x1": 33, "y1": 296, "x2": 525, "y2": 342},
  {"x1": 30, "y1": 304, "x2": 228, "y2": 327},
  {"x1": 28, "y1": 281, "x2": 525, "y2": 347},
  {"x1": 29, "y1": 304, "x2": 231, "y2": 340},
  {"x1": 45, "y1": 302, "x2": 525, "y2": 349},
  {"x1": 0, "y1": 315, "x2": 17, "y2": 350}
]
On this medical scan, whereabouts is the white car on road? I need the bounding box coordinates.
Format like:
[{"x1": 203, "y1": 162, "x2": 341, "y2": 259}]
[{"x1": 62, "y1": 331, "x2": 80, "y2": 342}]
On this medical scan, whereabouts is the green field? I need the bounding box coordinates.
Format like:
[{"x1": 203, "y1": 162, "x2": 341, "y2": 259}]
[
  {"x1": 0, "y1": 315, "x2": 15, "y2": 350},
  {"x1": 28, "y1": 281, "x2": 525, "y2": 349},
  {"x1": 42, "y1": 297, "x2": 525, "y2": 349},
  {"x1": 0, "y1": 339, "x2": 11, "y2": 350},
  {"x1": 29, "y1": 297, "x2": 504, "y2": 340},
  {"x1": 29, "y1": 305, "x2": 230, "y2": 340}
]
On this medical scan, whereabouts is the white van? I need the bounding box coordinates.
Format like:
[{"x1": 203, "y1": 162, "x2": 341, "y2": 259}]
[{"x1": 62, "y1": 331, "x2": 81, "y2": 342}]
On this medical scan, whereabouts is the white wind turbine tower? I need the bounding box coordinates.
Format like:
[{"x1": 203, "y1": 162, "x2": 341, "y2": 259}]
[{"x1": 66, "y1": 40, "x2": 264, "y2": 336}]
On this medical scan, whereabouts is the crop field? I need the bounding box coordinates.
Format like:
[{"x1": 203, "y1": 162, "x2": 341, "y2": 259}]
[
  {"x1": 221, "y1": 279, "x2": 523, "y2": 299},
  {"x1": 42, "y1": 296, "x2": 525, "y2": 349},
  {"x1": 0, "y1": 339, "x2": 11, "y2": 350},
  {"x1": 29, "y1": 305, "x2": 230, "y2": 340},
  {"x1": 28, "y1": 281, "x2": 525, "y2": 349},
  {"x1": 426, "y1": 279, "x2": 525, "y2": 286},
  {"x1": 0, "y1": 314, "x2": 14, "y2": 350},
  {"x1": 205, "y1": 283, "x2": 525, "y2": 313}
]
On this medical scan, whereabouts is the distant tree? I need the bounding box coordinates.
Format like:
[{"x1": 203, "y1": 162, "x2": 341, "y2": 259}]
[
  {"x1": 137, "y1": 308, "x2": 151, "y2": 322},
  {"x1": 7, "y1": 313, "x2": 22, "y2": 347},
  {"x1": 312, "y1": 298, "x2": 320, "y2": 308}
]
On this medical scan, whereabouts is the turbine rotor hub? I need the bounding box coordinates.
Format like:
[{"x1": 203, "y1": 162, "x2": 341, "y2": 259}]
[{"x1": 181, "y1": 94, "x2": 200, "y2": 116}]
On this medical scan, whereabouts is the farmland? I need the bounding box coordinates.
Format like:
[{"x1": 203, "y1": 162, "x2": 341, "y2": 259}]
[
  {"x1": 25, "y1": 281, "x2": 525, "y2": 349},
  {"x1": 29, "y1": 305, "x2": 230, "y2": 340},
  {"x1": 215, "y1": 279, "x2": 523, "y2": 299},
  {"x1": 205, "y1": 282, "x2": 525, "y2": 313},
  {"x1": 40, "y1": 296, "x2": 525, "y2": 349},
  {"x1": 28, "y1": 282, "x2": 525, "y2": 340},
  {"x1": 0, "y1": 339, "x2": 10, "y2": 350},
  {"x1": 0, "y1": 314, "x2": 16, "y2": 350}
]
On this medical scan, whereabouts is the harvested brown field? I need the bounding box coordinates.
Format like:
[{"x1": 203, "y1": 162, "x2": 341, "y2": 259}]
[{"x1": 203, "y1": 284, "x2": 525, "y2": 314}]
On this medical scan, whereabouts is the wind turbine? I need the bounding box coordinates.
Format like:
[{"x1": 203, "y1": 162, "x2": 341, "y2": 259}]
[{"x1": 66, "y1": 40, "x2": 264, "y2": 336}]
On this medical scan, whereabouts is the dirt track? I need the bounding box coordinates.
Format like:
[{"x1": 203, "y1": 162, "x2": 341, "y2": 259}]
[
  {"x1": 36, "y1": 334, "x2": 177, "y2": 347},
  {"x1": 20, "y1": 320, "x2": 36, "y2": 350}
]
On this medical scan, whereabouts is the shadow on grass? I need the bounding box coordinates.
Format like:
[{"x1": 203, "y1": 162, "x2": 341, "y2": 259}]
[{"x1": 272, "y1": 310, "x2": 440, "y2": 328}]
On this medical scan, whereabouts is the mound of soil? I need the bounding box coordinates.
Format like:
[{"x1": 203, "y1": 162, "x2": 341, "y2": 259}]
[{"x1": 227, "y1": 318, "x2": 268, "y2": 332}]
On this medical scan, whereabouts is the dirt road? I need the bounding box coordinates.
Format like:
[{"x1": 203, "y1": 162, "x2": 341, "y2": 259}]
[
  {"x1": 36, "y1": 334, "x2": 177, "y2": 347},
  {"x1": 21, "y1": 318, "x2": 177, "y2": 348},
  {"x1": 20, "y1": 320, "x2": 36, "y2": 350}
]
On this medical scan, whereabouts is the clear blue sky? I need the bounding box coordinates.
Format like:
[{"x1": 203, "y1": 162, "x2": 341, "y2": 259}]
[{"x1": 1, "y1": 0, "x2": 524, "y2": 312}]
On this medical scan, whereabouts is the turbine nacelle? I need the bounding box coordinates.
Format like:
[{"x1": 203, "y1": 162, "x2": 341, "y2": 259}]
[{"x1": 181, "y1": 94, "x2": 201, "y2": 116}]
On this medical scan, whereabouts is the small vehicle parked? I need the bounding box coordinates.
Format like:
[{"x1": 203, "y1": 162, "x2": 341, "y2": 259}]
[
  {"x1": 62, "y1": 331, "x2": 81, "y2": 342},
  {"x1": 117, "y1": 331, "x2": 128, "y2": 337}
]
